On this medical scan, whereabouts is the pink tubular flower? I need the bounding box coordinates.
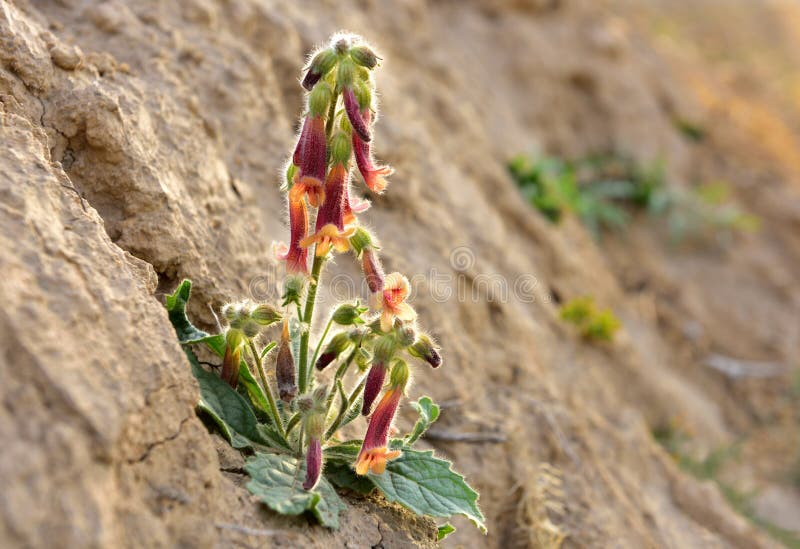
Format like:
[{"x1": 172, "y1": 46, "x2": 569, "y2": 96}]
[
  {"x1": 355, "y1": 361, "x2": 409, "y2": 476},
  {"x1": 292, "y1": 115, "x2": 326, "y2": 207},
  {"x1": 276, "y1": 193, "x2": 309, "y2": 274},
  {"x1": 371, "y1": 272, "x2": 416, "y2": 332},
  {"x1": 361, "y1": 361, "x2": 387, "y2": 416},
  {"x1": 353, "y1": 109, "x2": 393, "y2": 193},
  {"x1": 316, "y1": 163, "x2": 348, "y2": 232},
  {"x1": 303, "y1": 437, "x2": 322, "y2": 490}
]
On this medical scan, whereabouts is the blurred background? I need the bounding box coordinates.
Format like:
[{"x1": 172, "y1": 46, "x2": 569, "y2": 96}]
[{"x1": 1, "y1": 0, "x2": 799, "y2": 547}]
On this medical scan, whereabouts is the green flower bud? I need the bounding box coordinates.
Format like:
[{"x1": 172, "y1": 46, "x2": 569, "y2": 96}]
[
  {"x1": 305, "y1": 412, "x2": 326, "y2": 439},
  {"x1": 334, "y1": 38, "x2": 350, "y2": 55},
  {"x1": 296, "y1": 394, "x2": 314, "y2": 412},
  {"x1": 225, "y1": 327, "x2": 245, "y2": 351},
  {"x1": 282, "y1": 274, "x2": 306, "y2": 307},
  {"x1": 389, "y1": 358, "x2": 410, "y2": 389},
  {"x1": 312, "y1": 385, "x2": 328, "y2": 406},
  {"x1": 408, "y1": 333, "x2": 442, "y2": 368},
  {"x1": 308, "y1": 81, "x2": 332, "y2": 118},
  {"x1": 349, "y1": 227, "x2": 374, "y2": 257},
  {"x1": 397, "y1": 325, "x2": 416, "y2": 348},
  {"x1": 332, "y1": 301, "x2": 367, "y2": 325},
  {"x1": 329, "y1": 130, "x2": 352, "y2": 164},
  {"x1": 252, "y1": 303, "x2": 282, "y2": 326},
  {"x1": 316, "y1": 332, "x2": 352, "y2": 370},
  {"x1": 336, "y1": 57, "x2": 355, "y2": 92},
  {"x1": 354, "y1": 79, "x2": 372, "y2": 110},
  {"x1": 373, "y1": 334, "x2": 397, "y2": 363},
  {"x1": 302, "y1": 48, "x2": 337, "y2": 90},
  {"x1": 350, "y1": 45, "x2": 379, "y2": 69},
  {"x1": 283, "y1": 163, "x2": 298, "y2": 191},
  {"x1": 355, "y1": 347, "x2": 372, "y2": 371},
  {"x1": 241, "y1": 319, "x2": 261, "y2": 339}
]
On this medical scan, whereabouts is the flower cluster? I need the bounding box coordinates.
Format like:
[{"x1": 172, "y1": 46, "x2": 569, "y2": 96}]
[{"x1": 215, "y1": 34, "x2": 442, "y2": 493}]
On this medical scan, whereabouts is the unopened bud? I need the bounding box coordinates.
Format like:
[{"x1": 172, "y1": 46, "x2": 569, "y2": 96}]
[
  {"x1": 389, "y1": 358, "x2": 410, "y2": 389},
  {"x1": 336, "y1": 57, "x2": 355, "y2": 92},
  {"x1": 303, "y1": 437, "x2": 322, "y2": 491},
  {"x1": 332, "y1": 302, "x2": 367, "y2": 325},
  {"x1": 373, "y1": 334, "x2": 396, "y2": 363},
  {"x1": 349, "y1": 226, "x2": 374, "y2": 257},
  {"x1": 329, "y1": 131, "x2": 352, "y2": 164},
  {"x1": 252, "y1": 303, "x2": 282, "y2": 326},
  {"x1": 397, "y1": 325, "x2": 416, "y2": 347},
  {"x1": 305, "y1": 412, "x2": 326, "y2": 439},
  {"x1": 350, "y1": 45, "x2": 379, "y2": 69},
  {"x1": 221, "y1": 336, "x2": 242, "y2": 389},
  {"x1": 308, "y1": 82, "x2": 332, "y2": 118},
  {"x1": 302, "y1": 49, "x2": 337, "y2": 91},
  {"x1": 361, "y1": 248, "x2": 385, "y2": 293},
  {"x1": 316, "y1": 332, "x2": 352, "y2": 370},
  {"x1": 408, "y1": 333, "x2": 442, "y2": 368},
  {"x1": 276, "y1": 320, "x2": 297, "y2": 402},
  {"x1": 312, "y1": 385, "x2": 328, "y2": 406},
  {"x1": 296, "y1": 394, "x2": 314, "y2": 412},
  {"x1": 355, "y1": 347, "x2": 372, "y2": 371},
  {"x1": 354, "y1": 79, "x2": 372, "y2": 110},
  {"x1": 282, "y1": 274, "x2": 306, "y2": 307}
]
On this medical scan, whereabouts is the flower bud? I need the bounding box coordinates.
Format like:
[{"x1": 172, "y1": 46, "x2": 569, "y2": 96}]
[
  {"x1": 397, "y1": 325, "x2": 416, "y2": 348},
  {"x1": 332, "y1": 302, "x2": 367, "y2": 325},
  {"x1": 282, "y1": 274, "x2": 306, "y2": 307},
  {"x1": 312, "y1": 385, "x2": 328, "y2": 406},
  {"x1": 296, "y1": 394, "x2": 314, "y2": 412},
  {"x1": 336, "y1": 57, "x2": 355, "y2": 91},
  {"x1": 408, "y1": 333, "x2": 443, "y2": 368},
  {"x1": 316, "y1": 332, "x2": 352, "y2": 370},
  {"x1": 308, "y1": 82, "x2": 332, "y2": 118},
  {"x1": 354, "y1": 79, "x2": 372, "y2": 110},
  {"x1": 349, "y1": 226, "x2": 374, "y2": 257},
  {"x1": 343, "y1": 86, "x2": 371, "y2": 142},
  {"x1": 222, "y1": 328, "x2": 244, "y2": 388},
  {"x1": 305, "y1": 411, "x2": 326, "y2": 439},
  {"x1": 389, "y1": 358, "x2": 410, "y2": 390},
  {"x1": 276, "y1": 320, "x2": 297, "y2": 403},
  {"x1": 373, "y1": 334, "x2": 396, "y2": 363},
  {"x1": 303, "y1": 437, "x2": 322, "y2": 490},
  {"x1": 361, "y1": 248, "x2": 385, "y2": 293},
  {"x1": 329, "y1": 130, "x2": 352, "y2": 165},
  {"x1": 362, "y1": 361, "x2": 387, "y2": 416},
  {"x1": 350, "y1": 45, "x2": 379, "y2": 69},
  {"x1": 252, "y1": 303, "x2": 282, "y2": 326},
  {"x1": 355, "y1": 347, "x2": 372, "y2": 371},
  {"x1": 241, "y1": 319, "x2": 261, "y2": 339},
  {"x1": 302, "y1": 49, "x2": 337, "y2": 91}
]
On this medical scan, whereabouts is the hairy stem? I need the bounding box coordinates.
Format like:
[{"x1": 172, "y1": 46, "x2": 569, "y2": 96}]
[
  {"x1": 248, "y1": 339, "x2": 286, "y2": 437},
  {"x1": 309, "y1": 316, "x2": 334, "y2": 373},
  {"x1": 298, "y1": 254, "x2": 324, "y2": 393}
]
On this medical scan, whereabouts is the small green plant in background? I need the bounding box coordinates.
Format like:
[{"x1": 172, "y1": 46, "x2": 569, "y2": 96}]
[
  {"x1": 164, "y1": 33, "x2": 484, "y2": 535},
  {"x1": 559, "y1": 296, "x2": 621, "y2": 342},
  {"x1": 507, "y1": 153, "x2": 759, "y2": 242},
  {"x1": 653, "y1": 421, "x2": 800, "y2": 549}
]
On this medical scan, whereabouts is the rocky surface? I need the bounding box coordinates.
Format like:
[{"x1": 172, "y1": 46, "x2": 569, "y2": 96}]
[{"x1": 1, "y1": 0, "x2": 798, "y2": 547}]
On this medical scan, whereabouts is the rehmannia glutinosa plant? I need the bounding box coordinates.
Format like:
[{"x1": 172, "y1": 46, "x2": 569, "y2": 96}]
[{"x1": 166, "y1": 32, "x2": 484, "y2": 535}]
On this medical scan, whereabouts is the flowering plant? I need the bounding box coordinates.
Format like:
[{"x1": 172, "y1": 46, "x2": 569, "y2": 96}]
[{"x1": 165, "y1": 33, "x2": 484, "y2": 536}]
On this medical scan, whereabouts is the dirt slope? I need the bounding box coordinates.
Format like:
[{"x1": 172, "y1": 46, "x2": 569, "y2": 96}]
[{"x1": 1, "y1": 0, "x2": 798, "y2": 547}]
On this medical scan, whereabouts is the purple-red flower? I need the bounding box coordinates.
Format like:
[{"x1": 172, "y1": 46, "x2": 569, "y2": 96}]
[
  {"x1": 361, "y1": 248, "x2": 385, "y2": 293},
  {"x1": 344, "y1": 86, "x2": 371, "y2": 142},
  {"x1": 353, "y1": 109, "x2": 393, "y2": 193},
  {"x1": 303, "y1": 437, "x2": 322, "y2": 490},
  {"x1": 361, "y1": 361, "x2": 387, "y2": 416},
  {"x1": 292, "y1": 115, "x2": 327, "y2": 207},
  {"x1": 355, "y1": 361, "x2": 409, "y2": 475},
  {"x1": 276, "y1": 192, "x2": 309, "y2": 274}
]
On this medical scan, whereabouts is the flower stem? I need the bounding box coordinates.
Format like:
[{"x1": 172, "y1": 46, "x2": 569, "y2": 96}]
[
  {"x1": 247, "y1": 339, "x2": 285, "y2": 437},
  {"x1": 298, "y1": 253, "x2": 324, "y2": 393}
]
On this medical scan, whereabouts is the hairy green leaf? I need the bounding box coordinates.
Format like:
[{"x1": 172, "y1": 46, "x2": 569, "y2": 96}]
[
  {"x1": 324, "y1": 461, "x2": 375, "y2": 495},
  {"x1": 245, "y1": 453, "x2": 345, "y2": 529},
  {"x1": 369, "y1": 449, "x2": 486, "y2": 533},
  {"x1": 437, "y1": 523, "x2": 456, "y2": 541},
  {"x1": 165, "y1": 279, "x2": 210, "y2": 343},
  {"x1": 405, "y1": 396, "x2": 440, "y2": 445}
]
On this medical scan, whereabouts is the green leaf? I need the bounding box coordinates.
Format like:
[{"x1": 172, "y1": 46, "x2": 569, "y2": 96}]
[
  {"x1": 324, "y1": 460, "x2": 375, "y2": 495},
  {"x1": 323, "y1": 440, "x2": 362, "y2": 462},
  {"x1": 245, "y1": 453, "x2": 346, "y2": 529},
  {"x1": 165, "y1": 279, "x2": 210, "y2": 343},
  {"x1": 369, "y1": 449, "x2": 486, "y2": 533},
  {"x1": 437, "y1": 523, "x2": 456, "y2": 541},
  {"x1": 191, "y1": 360, "x2": 266, "y2": 449},
  {"x1": 405, "y1": 396, "x2": 440, "y2": 445}
]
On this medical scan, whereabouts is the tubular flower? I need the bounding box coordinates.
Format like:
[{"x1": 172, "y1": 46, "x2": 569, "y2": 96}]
[
  {"x1": 361, "y1": 248, "x2": 385, "y2": 293},
  {"x1": 291, "y1": 115, "x2": 326, "y2": 207},
  {"x1": 353, "y1": 108, "x2": 393, "y2": 193},
  {"x1": 315, "y1": 162, "x2": 348, "y2": 232},
  {"x1": 355, "y1": 361, "x2": 409, "y2": 475},
  {"x1": 371, "y1": 272, "x2": 416, "y2": 332},
  {"x1": 343, "y1": 182, "x2": 370, "y2": 227},
  {"x1": 343, "y1": 86, "x2": 371, "y2": 142},
  {"x1": 276, "y1": 319, "x2": 297, "y2": 402},
  {"x1": 361, "y1": 361, "x2": 387, "y2": 416},
  {"x1": 276, "y1": 192, "x2": 309, "y2": 274},
  {"x1": 303, "y1": 412, "x2": 325, "y2": 490}
]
